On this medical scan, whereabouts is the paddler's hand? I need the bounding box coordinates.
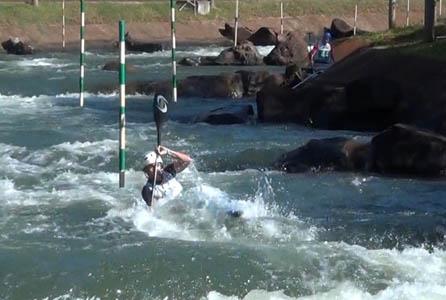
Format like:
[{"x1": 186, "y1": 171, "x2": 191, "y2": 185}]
[{"x1": 156, "y1": 145, "x2": 169, "y2": 156}]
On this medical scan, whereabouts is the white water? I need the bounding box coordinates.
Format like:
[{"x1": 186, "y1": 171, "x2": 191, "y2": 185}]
[{"x1": 1, "y1": 50, "x2": 446, "y2": 299}]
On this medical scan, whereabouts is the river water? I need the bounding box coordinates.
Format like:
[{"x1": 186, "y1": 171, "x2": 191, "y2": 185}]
[{"x1": 0, "y1": 46, "x2": 445, "y2": 300}]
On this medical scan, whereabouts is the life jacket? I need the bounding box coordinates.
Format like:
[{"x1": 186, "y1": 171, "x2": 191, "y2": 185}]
[
  {"x1": 141, "y1": 169, "x2": 182, "y2": 207},
  {"x1": 314, "y1": 42, "x2": 332, "y2": 64}
]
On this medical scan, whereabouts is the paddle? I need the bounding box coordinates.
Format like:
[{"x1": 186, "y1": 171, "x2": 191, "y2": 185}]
[{"x1": 151, "y1": 94, "x2": 169, "y2": 207}]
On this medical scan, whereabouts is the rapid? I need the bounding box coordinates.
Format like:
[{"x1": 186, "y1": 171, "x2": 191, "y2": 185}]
[{"x1": 0, "y1": 46, "x2": 445, "y2": 300}]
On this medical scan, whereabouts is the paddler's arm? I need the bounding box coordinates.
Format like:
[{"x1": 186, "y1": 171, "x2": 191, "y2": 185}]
[{"x1": 157, "y1": 146, "x2": 192, "y2": 174}]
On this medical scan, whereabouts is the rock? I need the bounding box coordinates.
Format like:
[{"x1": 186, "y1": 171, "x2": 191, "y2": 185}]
[
  {"x1": 102, "y1": 61, "x2": 136, "y2": 72},
  {"x1": 214, "y1": 41, "x2": 264, "y2": 65},
  {"x1": 274, "y1": 137, "x2": 370, "y2": 173},
  {"x1": 284, "y1": 63, "x2": 311, "y2": 87},
  {"x1": 371, "y1": 124, "x2": 446, "y2": 177},
  {"x1": 124, "y1": 32, "x2": 166, "y2": 53},
  {"x1": 256, "y1": 75, "x2": 299, "y2": 123},
  {"x1": 264, "y1": 31, "x2": 307, "y2": 65},
  {"x1": 194, "y1": 104, "x2": 254, "y2": 125},
  {"x1": 236, "y1": 70, "x2": 271, "y2": 97},
  {"x1": 97, "y1": 70, "x2": 273, "y2": 99},
  {"x1": 247, "y1": 27, "x2": 278, "y2": 46},
  {"x1": 1, "y1": 38, "x2": 33, "y2": 55},
  {"x1": 274, "y1": 123, "x2": 446, "y2": 178},
  {"x1": 219, "y1": 23, "x2": 254, "y2": 43},
  {"x1": 179, "y1": 74, "x2": 244, "y2": 98},
  {"x1": 331, "y1": 37, "x2": 370, "y2": 63},
  {"x1": 330, "y1": 18, "x2": 354, "y2": 39},
  {"x1": 258, "y1": 47, "x2": 446, "y2": 134},
  {"x1": 257, "y1": 76, "x2": 401, "y2": 131},
  {"x1": 178, "y1": 56, "x2": 216, "y2": 66}
]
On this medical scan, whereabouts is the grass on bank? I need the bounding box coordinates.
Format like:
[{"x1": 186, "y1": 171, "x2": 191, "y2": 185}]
[
  {"x1": 365, "y1": 20, "x2": 446, "y2": 61},
  {"x1": 0, "y1": 0, "x2": 426, "y2": 26}
]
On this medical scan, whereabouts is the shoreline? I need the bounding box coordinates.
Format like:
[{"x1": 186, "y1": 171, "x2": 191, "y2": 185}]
[{"x1": 0, "y1": 13, "x2": 425, "y2": 53}]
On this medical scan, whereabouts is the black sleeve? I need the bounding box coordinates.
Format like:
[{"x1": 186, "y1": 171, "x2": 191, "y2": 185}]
[{"x1": 163, "y1": 163, "x2": 177, "y2": 177}]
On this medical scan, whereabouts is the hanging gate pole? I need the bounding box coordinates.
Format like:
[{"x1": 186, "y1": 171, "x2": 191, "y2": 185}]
[
  {"x1": 119, "y1": 20, "x2": 126, "y2": 188},
  {"x1": 79, "y1": 0, "x2": 85, "y2": 107},
  {"x1": 170, "y1": 0, "x2": 177, "y2": 102},
  {"x1": 234, "y1": 0, "x2": 239, "y2": 47}
]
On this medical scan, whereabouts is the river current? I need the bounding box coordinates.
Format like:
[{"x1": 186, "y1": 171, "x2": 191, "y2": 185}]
[{"x1": 0, "y1": 46, "x2": 445, "y2": 299}]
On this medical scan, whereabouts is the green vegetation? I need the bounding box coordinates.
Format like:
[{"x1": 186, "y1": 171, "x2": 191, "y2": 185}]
[
  {"x1": 0, "y1": 0, "x2": 425, "y2": 25},
  {"x1": 366, "y1": 22, "x2": 446, "y2": 46},
  {"x1": 365, "y1": 22, "x2": 446, "y2": 61}
]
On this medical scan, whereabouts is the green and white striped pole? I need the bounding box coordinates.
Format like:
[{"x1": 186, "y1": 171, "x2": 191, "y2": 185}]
[
  {"x1": 280, "y1": 2, "x2": 284, "y2": 35},
  {"x1": 119, "y1": 20, "x2": 126, "y2": 188},
  {"x1": 79, "y1": 0, "x2": 85, "y2": 107},
  {"x1": 170, "y1": 0, "x2": 177, "y2": 102},
  {"x1": 234, "y1": 0, "x2": 239, "y2": 47},
  {"x1": 62, "y1": 0, "x2": 65, "y2": 48}
]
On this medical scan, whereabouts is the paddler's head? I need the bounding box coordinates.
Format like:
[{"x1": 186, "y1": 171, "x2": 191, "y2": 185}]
[{"x1": 142, "y1": 151, "x2": 163, "y2": 177}]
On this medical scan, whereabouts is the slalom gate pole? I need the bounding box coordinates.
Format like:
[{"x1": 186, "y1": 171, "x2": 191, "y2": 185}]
[
  {"x1": 234, "y1": 0, "x2": 239, "y2": 47},
  {"x1": 79, "y1": 0, "x2": 85, "y2": 107},
  {"x1": 119, "y1": 20, "x2": 126, "y2": 188},
  {"x1": 280, "y1": 2, "x2": 284, "y2": 35},
  {"x1": 62, "y1": 0, "x2": 66, "y2": 48},
  {"x1": 354, "y1": 4, "x2": 358, "y2": 35},
  {"x1": 170, "y1": 0, "x2": 177, "y2": 102}
]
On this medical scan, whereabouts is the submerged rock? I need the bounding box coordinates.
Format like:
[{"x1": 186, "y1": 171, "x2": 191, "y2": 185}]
[
  {"x1": 194, "y1": 104, "x2": 254, "y2": 125},
  {"x1": 1, "y1": 38, "x2": 33, "y2": 55}
]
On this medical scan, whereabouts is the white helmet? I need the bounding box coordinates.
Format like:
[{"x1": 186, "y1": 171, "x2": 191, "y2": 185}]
[{"x1": 143, "y1": 151, "x2": 163, "y2": 167}]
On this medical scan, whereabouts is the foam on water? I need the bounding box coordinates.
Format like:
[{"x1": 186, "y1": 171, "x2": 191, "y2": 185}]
[
  {"x1": 206, "y1": 244, "x2": 446, "y2": 300},
  {"x1": 15, "y1": 58, "x2": 72, "y2": 69},
  {"x1": 256, "y1": 46, "x2": 275, "y2": 56}
]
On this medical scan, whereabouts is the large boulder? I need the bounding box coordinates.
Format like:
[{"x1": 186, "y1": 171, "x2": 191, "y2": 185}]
[
  {"x1": 258, "y1": 48, "x2": 446, "y2": 134},
  {"x1": 371, "y1": 124, "x2": 446, "y2": 177},
  {"x1": 219, "y1": 23, "x2": 254, "y2": 43},
  {"x1": 247, "y1": 27, "x2": 278, "y2": 46},
  {"x1": 97, "y1": 70, "x2": 273, "y2": 99},
  {"x1": 264, "y1": 31, "x2": 307, "y2": 65},
  {"x1": 236, "y1": 70, "x2": 271, "y2": 97},
  {"x1": 330, "y1": 18, "x2": 354, "y2": 39},
  {"x1": 257, "y1": 77, "x2": 402, "y2": 131},
  {"x1": 179, "y1": 74, "x2": 244, "y2": 98},
  {"x1": 274, "y1": 137, "x2": 370, "y2": 173},
  {"x1": 194, "y1": 104, "x2": 254, "y2": 125},
  {"x1": 331, "y1": 37, "x2": 370, "y2": 63},
  {"x1": 256, "y1": 75, "x2": 301, "y2": 123},
  {"x1": 273, "y1": 123, "x2": 446, "y2": 178},
  {"x1": 124, "y1": 32, "x2": 166, "y2": 53},
  {"x1": 214, "y1": 41, "x2": 263, "y2": 65},
  {"x1": 1, "y1": 38, "x2": 33, "y2": 55}
]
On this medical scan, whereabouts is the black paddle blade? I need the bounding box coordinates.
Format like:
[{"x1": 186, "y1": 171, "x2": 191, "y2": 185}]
[
  {"x1": 153, "y1": 94, "x2": 168, "y2": 146},
  {"x1": 153, "y1": 94, "x2": 168, "y2": 126}
]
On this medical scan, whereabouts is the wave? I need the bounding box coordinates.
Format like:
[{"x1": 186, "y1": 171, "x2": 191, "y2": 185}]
[{"x1": 18, "y1": 58, "x2": 72, "y2": 68}]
